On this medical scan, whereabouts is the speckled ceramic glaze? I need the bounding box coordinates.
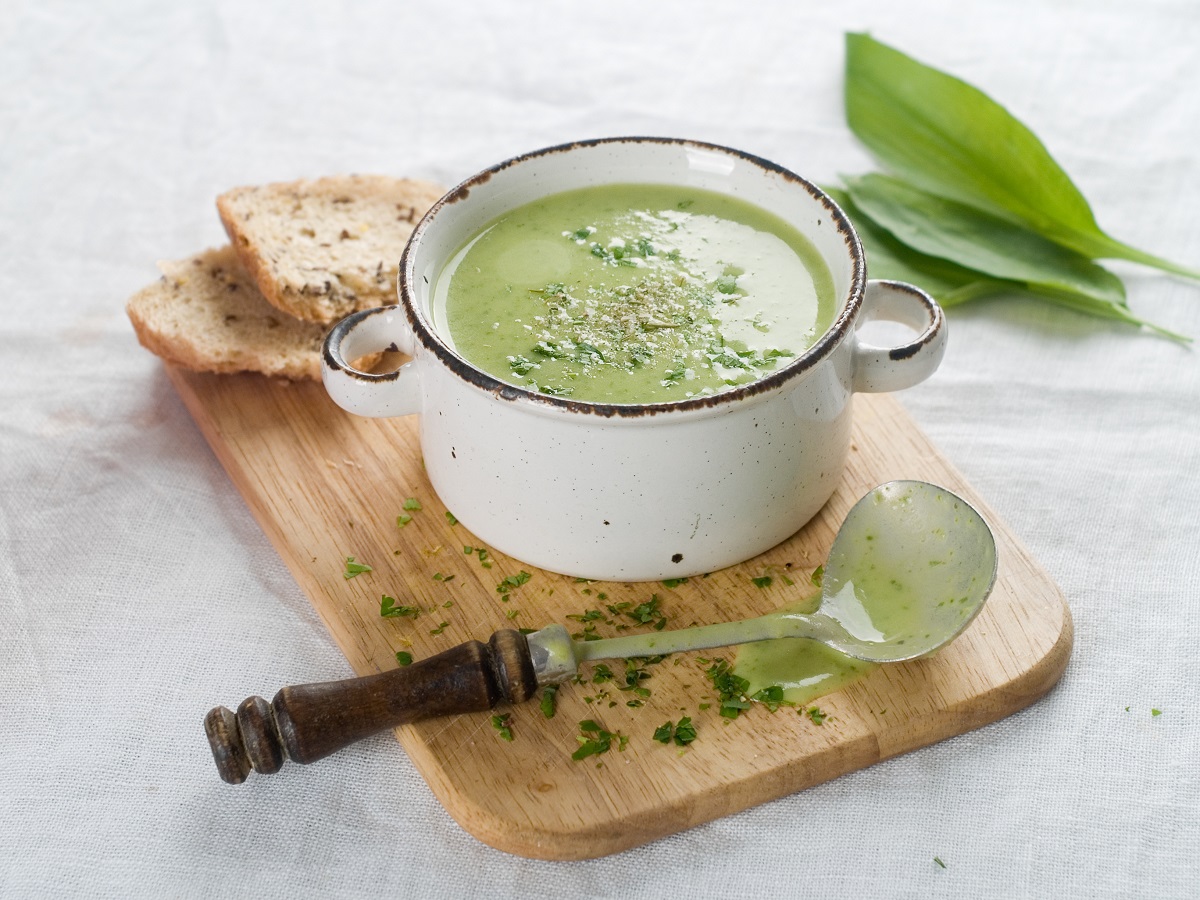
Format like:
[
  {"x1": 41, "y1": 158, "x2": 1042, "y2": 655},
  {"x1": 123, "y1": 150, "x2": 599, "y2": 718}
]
[{"x1": 323, "y1": 138, "x2": 946, "y2": 581}]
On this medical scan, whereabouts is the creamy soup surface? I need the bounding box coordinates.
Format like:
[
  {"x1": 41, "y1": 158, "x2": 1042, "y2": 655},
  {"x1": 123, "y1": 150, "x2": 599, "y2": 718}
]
[{"x1": 433, "y1": 184, "x2": 836, "y2": 404}]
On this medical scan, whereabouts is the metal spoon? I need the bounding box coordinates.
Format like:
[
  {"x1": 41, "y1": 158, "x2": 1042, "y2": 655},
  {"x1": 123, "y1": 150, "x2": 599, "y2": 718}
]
[
  {"x1": 526, "y1": 480, "x2": 997, "y2": 683},
  {"x1": 206, "y1": 481, "x2": 997, "y2": 783}
]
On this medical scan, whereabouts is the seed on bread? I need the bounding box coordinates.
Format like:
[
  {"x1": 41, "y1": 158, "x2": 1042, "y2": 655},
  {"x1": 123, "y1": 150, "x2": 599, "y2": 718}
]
[
  {"x1": 125, "y1": 246, "x2": 335, "y2": 380},
  {"x1": 216, "y1": 175, "x2": 444, "y2": 324}
]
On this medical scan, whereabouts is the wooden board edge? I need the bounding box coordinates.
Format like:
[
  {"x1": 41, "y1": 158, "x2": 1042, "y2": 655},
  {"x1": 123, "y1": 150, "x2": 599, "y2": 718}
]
[{"x1": 402, "y1": 592, "x2": 1073, "y2": 860}]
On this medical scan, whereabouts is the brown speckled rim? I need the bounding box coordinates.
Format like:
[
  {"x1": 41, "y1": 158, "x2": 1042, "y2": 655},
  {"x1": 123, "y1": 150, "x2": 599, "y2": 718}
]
[{"x1": 396, "y1": 137, "x2": 867, "y2": 419}]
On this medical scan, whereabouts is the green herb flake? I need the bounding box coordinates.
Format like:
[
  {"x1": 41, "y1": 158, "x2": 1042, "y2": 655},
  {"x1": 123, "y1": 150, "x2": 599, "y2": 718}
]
[
  {"x1": 491, "y1": 714, "x2": 514, "y2": 742},
  {"x1": 807, "y1": 706, "x2": 828, "y2": 725},
  {"x1": 619, "y1": 594, "x2": 668, "y2": 631},
  {"x1": 429, "y1": 621, "x2": 450, "y2": 635},
  {"x1": 934, "y1": 856, "x2": 947, "y2": 870},
  {"x1": 1152, "y1": 708, "x2": 1163, "y2": 717},
  {"x1": 445, "y1": 511, "x2": 459, "y2": 526},
  {"x1": 343, "y1": 556, "x2": 373, "y2": 579},
  {"x1": 571, "y1": 719, "x2": 627, "y2": 761},
  {"x1": 751, "y1": 685, "x2": 791, "y2": 713},
  {"x1": 497, "y1": 571, "x2": 532, "y2": 603},
  {"x1": 661, "y1": 577, "x2": 688, "y2": 588},
  {"x1": 810, "y1": 565, "x2": 824, "y2": 588},
  {"x1": 380, "y1": 595, "x2": 421, "y2": 619},
  {"x1": 396, "y1": 514, "x2": 412, "y2": 527},
  {"x1": 653, "y1": 722, "x2": 674, "y2": 744},
  {"x1": 540, "y1": 685, "x2": 559, "y2": 719},
  {"x1": 705, "y1": 659, "x2": 752, "y2": 720},
  {"x1": 394, "y1": 651, "x2": 413, "y2": 666},
  {"x1": 751, "y1": 575, "x2": 773, "y2": 589},
  {"x1": 432, "y1": 572, "x2": 455, "y2": 583},
  {"x1": 402, "y1": 497, "x2": 422, "y2": 511}
]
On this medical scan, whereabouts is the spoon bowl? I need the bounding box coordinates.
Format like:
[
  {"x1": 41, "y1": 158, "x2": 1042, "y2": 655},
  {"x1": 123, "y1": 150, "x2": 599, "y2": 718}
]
[{"x1": 803, "y1": 480, "x2": 998, "y2": 662}]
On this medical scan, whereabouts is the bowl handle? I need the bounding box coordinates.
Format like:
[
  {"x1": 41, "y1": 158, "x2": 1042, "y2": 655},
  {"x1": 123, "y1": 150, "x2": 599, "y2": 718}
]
[
  {"x1": 851, "y1": 280, "x2": 947, "y2": 393},
  {"x1": 322, "y1": 306, "x2": 422, "y2": 418}
]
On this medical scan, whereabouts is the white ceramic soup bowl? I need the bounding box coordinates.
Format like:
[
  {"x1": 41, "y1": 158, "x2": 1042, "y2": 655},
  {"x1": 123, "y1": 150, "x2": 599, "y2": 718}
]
[{"x1": 323, "y1": 138, "x2": 945, "y2": 581}]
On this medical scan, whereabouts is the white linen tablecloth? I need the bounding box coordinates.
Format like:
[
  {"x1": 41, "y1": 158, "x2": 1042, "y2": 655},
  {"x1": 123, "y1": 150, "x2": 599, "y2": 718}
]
[{"x1": 2, "y1": 1, "x2": 1197, "y2": 897}]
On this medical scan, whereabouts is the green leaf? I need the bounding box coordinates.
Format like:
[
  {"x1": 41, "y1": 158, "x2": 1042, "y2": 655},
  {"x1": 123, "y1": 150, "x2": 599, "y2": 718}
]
[
  {"x1": 828, "y1": 186, "x2": 1189, "y2": 341},
  {"x1": 827, "y1": 186, "x2": 1008, "y2": 301},
  {"x1": 672, "y1": 716, "x2": 697, "y2": 746},
  {"x1": 380, "y1": 595, "x2": 421, "y2": 619},
  {"x1": 844, "y1": 32, "x2": 1200, "y2": 278},
  {"x1": 842, "y1": 173, "x2": 1128, "y2": 306},
  {"x1": 491, "y1": 714, "x2": 514, "y2": 742},
  {"x1": 343, "y1": 556, "x2": 372, "y2": 579}
]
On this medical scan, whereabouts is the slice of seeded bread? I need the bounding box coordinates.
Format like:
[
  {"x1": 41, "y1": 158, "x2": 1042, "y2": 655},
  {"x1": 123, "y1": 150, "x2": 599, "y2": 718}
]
[
  {"x1": 125, "y1": 246, "x2": 335, "y2": 380},
  {"x1": 216, "y1": 175, "x2": 444, "y2": 324}
]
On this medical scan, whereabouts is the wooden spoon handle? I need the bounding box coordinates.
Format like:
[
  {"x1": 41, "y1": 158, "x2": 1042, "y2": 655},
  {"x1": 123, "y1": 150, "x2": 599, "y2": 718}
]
[{"x1": 204, "y1": 629, "x2": 537, "y2": 784}]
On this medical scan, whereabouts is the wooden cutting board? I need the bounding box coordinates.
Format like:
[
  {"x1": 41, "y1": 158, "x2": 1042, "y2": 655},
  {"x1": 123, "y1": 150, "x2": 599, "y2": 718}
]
[{"x1": 169, "y1": 365, "x2": 1072, "y2": 860}]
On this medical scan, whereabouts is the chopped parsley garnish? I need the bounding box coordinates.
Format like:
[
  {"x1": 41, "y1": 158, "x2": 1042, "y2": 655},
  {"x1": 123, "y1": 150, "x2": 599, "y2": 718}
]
[
  {"x1": 491, "y1": 714, "x2": 514, "y2": 742},
  {"x1": 445, "y1": 511, "x2": 458, "y2": 526},
  {"x1": 661, "y1": 577, "x2": 688, "y2": 588},
  {"x1": 619, "y1": 658, "x2": 654, "y2": 702},
  {"x1": 496, "y1": 570, "x2": 532, "y2": 602},
  {"x1": 1152, "y1": 708, "x2": 1163, "y2": 717},
  {"x1": 750, "y1": 685, "x2": 791, "y2": 712},
  {"x1": 571, "y1": 719, "x2": 627, "y2": 761},
  {"x1": 540, "y1": 685, "x2": 558, "y2": 719},
  {"x1": 343, "y1": 556, "x2": 372, "y2": 579},
  {"x1": 934, "y1": 856, "x2": 946, "y2": 869},
  {"x1": 714, "y1": 274, "x2": 739, "y2": 294},
  {"x1": 508, "y1": 355, "x2": 537, "y2": 376},
  {"x1": 810, "y1": 565, "x2": 825, "y2": 588},
  {"x1": 674, "y1": 716, "x2": 698, "y2": 745},
  {"x1": 806, "y1": 706, "x2": 828, "y2": 725},
  {"x1": 497, "y1": 571, "x2": 532, "y2": 592},
  {"x1": 394, "y1": 651, "x2": 413, "y2": 666},
  {"x1": 432, "y1": 572, "x2": 455, "y2": 582},
  {"x1": 380, "y1": 595, "x2": 420, "y2": 619},
  {"x1": 402, "y1": 497, "x2": 422, "y2": 511},
  {"x1": 653, "y1": 716, "x2": 697, "y2": 746},
  {"x1": 751, "y1": 575, "x2": 773, "y2": 589},
  {"x1": 610, "y1": 594, "x2": 668, "y2": 630},
  {"x1": 429, "y1": 621, "x2": 450, "y2": 635},
  {"x1": 462, "y1": 545, "x2": 494, "y2": 568},
  {"x1": 396, "y1": 514, "x2": 412, "y2": 527},
  {"x1": 704, "y1": 659, "x2": 752, "y2": 719}
]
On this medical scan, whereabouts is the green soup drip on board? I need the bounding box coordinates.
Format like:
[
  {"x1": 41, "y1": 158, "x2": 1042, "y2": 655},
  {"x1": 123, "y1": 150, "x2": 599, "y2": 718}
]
[
  {"x1": 433, "y1": 184, "x2": 836, "y2": 404},
  {"x1": 735, "y1": 598, "x2": 876, "y2": 707}
]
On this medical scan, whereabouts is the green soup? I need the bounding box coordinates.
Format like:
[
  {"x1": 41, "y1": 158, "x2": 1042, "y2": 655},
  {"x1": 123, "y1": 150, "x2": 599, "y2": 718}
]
[{"x1": 432, "y1": 184, "x2": 836, "y2": 404}]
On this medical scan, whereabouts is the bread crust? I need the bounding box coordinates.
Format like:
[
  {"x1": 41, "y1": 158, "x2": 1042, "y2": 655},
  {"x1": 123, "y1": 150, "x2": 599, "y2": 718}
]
[
  {"x1": 125, "y1": 246, "x2": 333, "y2": 380},
  {"x1": 216, "y1": 175, "x2": 444, "y2": 324}
]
